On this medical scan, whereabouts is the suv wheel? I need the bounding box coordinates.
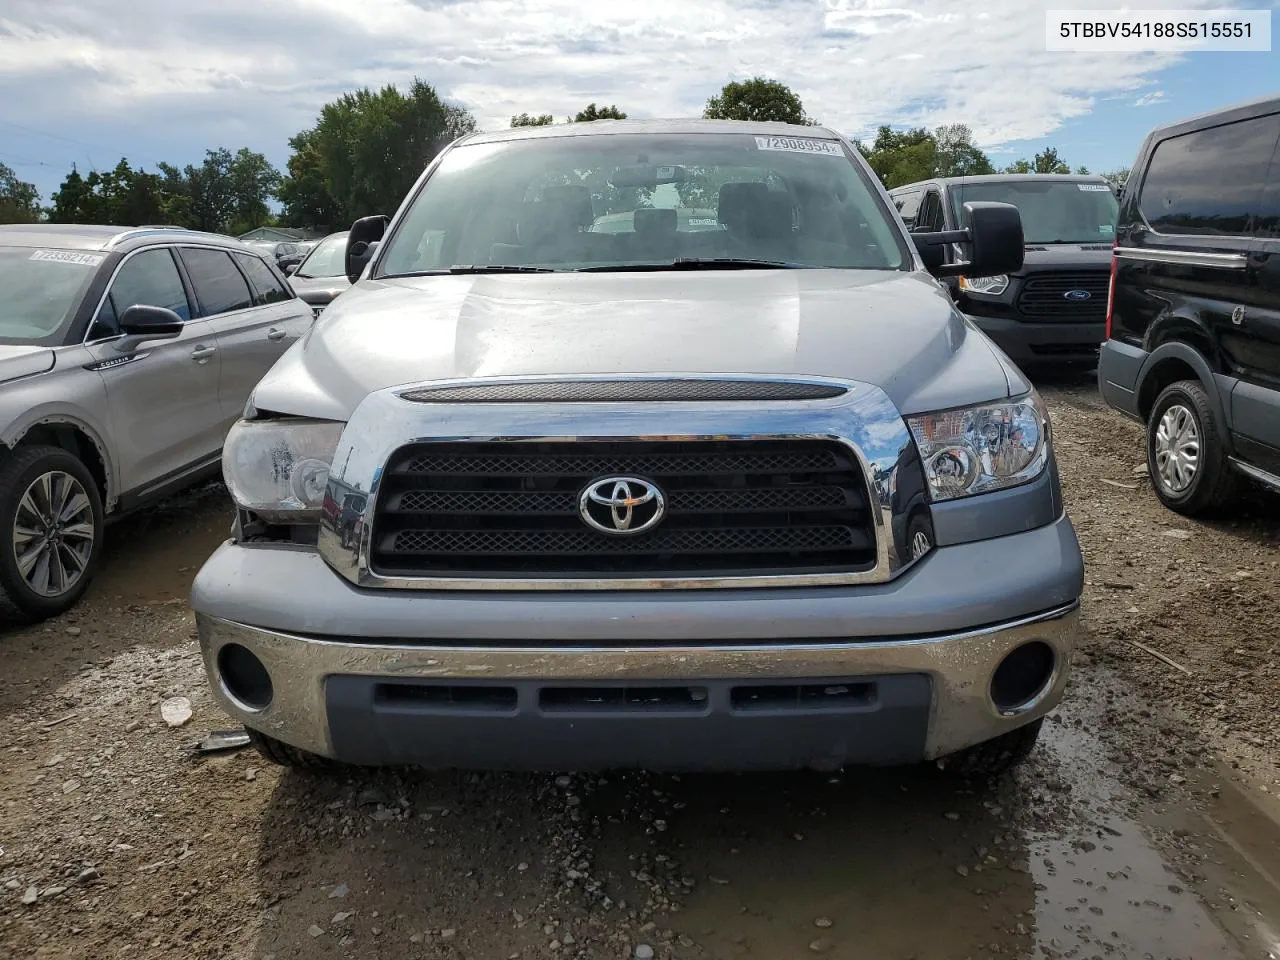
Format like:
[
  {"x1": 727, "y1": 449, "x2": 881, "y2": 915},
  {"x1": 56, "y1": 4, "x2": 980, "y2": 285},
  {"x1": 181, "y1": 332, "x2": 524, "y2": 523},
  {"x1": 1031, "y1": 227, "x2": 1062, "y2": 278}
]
[
  {"x1": 246, "y1": 727, "x2": 336, "y2": 771},
  {"x1": 0, "y1": 446, "x2": 104, "y2": 621},
  {"x1": 937, "y1": 718, "x2": 1043, "y2": 778},
  {"x1": 1147, "y1": 380, "x2": 1238, "y2": 516}
]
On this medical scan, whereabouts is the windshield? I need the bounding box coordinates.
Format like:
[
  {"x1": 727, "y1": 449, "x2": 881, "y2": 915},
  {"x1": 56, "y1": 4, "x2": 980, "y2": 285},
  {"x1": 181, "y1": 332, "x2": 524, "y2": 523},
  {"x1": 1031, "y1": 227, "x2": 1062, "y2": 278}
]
[
  {"x1": 949, "y1": 180, "x2": 1118, "y2": 245},
  {"x1": 0, "y1": 247, "x2": 101, "y2": 345},
  {"x1": 378, "y1": 133, "x2": 908, "y2": 274},
  {"x1": 295, "y1": 233, "x2": 349, "y2": 278}
]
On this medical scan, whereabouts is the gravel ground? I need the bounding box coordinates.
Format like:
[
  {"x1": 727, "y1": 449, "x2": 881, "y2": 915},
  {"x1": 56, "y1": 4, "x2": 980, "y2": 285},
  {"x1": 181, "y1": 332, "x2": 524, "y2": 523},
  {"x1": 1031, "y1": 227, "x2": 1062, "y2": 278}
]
[{"x1": 3, "y1": 378, "x2": 1280, "y2": 960}]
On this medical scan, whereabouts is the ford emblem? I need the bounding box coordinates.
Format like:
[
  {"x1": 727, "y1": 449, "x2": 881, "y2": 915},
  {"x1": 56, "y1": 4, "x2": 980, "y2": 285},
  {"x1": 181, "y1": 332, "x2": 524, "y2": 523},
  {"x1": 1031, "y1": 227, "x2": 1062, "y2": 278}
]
[{"x1": 1063, "y1": 289, "x2": 1092, "y2": 301}]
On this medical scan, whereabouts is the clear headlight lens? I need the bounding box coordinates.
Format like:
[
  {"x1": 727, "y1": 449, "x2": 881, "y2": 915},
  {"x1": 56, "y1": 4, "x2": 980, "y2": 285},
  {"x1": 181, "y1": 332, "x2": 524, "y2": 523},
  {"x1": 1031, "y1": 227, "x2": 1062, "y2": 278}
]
[
  {"x1": 223, "y1": 418, "x2": 344, "y2": 521},
  {"x1": 959, "y1": 274, "x2": 1009, "y2": 296},
  {"x1": 907, "y1": 393, "x2": 1049, "y2": 502}
]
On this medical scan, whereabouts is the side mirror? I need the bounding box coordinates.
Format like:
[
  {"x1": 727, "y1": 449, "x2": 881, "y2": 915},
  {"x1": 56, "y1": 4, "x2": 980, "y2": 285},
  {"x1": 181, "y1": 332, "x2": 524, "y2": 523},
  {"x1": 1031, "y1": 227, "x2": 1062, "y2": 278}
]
[
  {"x1": 346, "y1": 215, "x2": 389, "y2": 283},
  {"x1": 911, "y1": 201, "x2": 1024, "y2": 279},
  {"x1": 283, "y1": 263, "x2": 298, "y2": 276},
  {"x1": 114, "y1": 304, "x2": 184, "y2": 353}
]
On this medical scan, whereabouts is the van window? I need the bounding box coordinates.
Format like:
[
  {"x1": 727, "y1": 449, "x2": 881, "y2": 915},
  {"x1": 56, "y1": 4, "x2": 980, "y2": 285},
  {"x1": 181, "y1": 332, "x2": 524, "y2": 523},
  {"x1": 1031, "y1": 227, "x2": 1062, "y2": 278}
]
[
  {"x1": 1138, "y1": 114, "x2": 1280, "y2": 236},
  {"x1": 894, "y1": 189, "x2": 923, "y2": 227}
]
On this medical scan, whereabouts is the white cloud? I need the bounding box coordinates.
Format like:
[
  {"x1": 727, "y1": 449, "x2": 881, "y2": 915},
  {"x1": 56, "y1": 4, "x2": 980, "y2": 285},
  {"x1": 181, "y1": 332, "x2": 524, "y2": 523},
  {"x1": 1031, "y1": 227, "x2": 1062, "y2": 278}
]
[
  {"x1": 1133, "y1": 90, "x2": 1166, "y2": 107},
  {"x1": 0, "y1": 0, "x2": 1215, "y2": 191}
]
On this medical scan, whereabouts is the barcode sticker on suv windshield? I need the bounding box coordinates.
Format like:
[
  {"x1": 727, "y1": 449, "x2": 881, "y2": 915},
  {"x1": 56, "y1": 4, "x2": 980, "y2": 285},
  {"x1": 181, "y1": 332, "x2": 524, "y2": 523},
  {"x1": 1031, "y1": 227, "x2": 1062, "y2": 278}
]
[
  {"x1": 29, "y1": 250, "x2": 105, "y2": 266},
  {"x1": 1077, "y1": 183, "x2": 1111, "y2": 192},
  {"x1": 754, "y1": 136, "x2": 843, "y2": 156}
]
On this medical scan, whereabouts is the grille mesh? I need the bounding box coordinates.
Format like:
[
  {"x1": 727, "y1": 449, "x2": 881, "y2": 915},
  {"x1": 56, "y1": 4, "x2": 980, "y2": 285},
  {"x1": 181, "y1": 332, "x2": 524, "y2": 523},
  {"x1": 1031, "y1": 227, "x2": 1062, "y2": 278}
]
[
  {"x1": 372, "y1": 439, "x2": 875, "y2": 579},
  {"x1": 1015, "y1": 271, "x2": 1110, "y2": 320},
  {"x1": 401, "y1": 450, "x2": 838, "y2": 476},
  {"x1": 391, "y1": 526, "x2": 862, "y2": 556},
  {"x1": 400, "y1": 379, "x2": 846, "y2": 403}
]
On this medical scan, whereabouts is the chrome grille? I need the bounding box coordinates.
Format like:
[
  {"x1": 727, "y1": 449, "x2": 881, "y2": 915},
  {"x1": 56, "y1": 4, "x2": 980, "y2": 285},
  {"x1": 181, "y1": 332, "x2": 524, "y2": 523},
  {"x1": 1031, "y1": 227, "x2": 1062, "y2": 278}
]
[
  {"x1": 1015, "y1": 271, "x2": 1109, "y2": 321},
  {"x1": 371, "y1": 440, "x2": 876, "y2": 579}
]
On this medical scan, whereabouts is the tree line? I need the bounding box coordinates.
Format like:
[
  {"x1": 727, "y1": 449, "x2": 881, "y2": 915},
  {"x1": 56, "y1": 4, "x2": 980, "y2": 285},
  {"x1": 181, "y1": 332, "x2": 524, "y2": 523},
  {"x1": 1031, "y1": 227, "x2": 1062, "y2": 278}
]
[{"x1": 0, "y1": 76, "x2": 1128, "y2": 232}]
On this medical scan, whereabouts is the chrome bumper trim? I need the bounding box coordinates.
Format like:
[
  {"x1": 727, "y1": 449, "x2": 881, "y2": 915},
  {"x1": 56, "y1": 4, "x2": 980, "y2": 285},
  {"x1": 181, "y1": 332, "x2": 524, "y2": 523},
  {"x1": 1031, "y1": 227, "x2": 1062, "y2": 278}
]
[{"x1": 197, "y1": 602, "x2": 1080, "y2": 763}]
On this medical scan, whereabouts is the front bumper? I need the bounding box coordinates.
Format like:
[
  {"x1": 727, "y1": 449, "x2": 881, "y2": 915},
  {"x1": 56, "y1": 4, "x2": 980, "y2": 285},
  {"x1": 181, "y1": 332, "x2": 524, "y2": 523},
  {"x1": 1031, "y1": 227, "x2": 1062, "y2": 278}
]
[
  {"x1": 966, "y1": 312, "x2": 1104, "y2": 366},
  {"x1": 192, "y1": 515, "x2": 1084, "y2": 771}
]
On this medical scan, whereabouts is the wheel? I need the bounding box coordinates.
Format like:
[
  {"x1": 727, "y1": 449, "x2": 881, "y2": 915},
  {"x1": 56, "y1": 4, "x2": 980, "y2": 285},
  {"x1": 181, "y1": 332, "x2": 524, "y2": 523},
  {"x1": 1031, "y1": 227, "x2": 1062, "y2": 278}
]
[
  {"x1": 246, "y1": 726, "x2": 336, "y2": 770},
  {"x1": 0, "y1": 445, "x2": 104, "y2": 621},
  {"x1": 906, "y1": 513, "x2": 933, "y2": 561},
  {"x1": 1146, "y1": 379, "x2": 1238, "y2": 516},
  {"x1": 937, "y1": 718, "x2": 1043, "y2": 778}
]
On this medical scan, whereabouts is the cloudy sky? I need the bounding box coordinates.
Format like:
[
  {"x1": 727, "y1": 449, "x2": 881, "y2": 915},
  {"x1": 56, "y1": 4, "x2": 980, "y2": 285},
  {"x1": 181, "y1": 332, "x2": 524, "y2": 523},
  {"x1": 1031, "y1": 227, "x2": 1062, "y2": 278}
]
[{"x1": 1, "y1": 0, "x2": 1277, "y2": 201}]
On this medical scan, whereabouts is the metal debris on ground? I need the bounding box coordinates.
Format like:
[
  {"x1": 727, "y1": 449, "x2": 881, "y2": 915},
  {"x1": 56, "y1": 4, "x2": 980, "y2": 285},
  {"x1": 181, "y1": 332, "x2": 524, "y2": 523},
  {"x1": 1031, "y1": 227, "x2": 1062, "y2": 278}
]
[{"x1": 193, "y1": 730, "x2": 252, "y2": 755}]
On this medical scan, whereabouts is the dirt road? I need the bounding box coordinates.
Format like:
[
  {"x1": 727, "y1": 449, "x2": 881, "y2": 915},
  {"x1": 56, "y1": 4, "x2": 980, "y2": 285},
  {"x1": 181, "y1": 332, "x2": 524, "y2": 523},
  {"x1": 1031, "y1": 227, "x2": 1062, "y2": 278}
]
[{"x1": 3, "y1": 378, "x2": 1280, "y2": 960}]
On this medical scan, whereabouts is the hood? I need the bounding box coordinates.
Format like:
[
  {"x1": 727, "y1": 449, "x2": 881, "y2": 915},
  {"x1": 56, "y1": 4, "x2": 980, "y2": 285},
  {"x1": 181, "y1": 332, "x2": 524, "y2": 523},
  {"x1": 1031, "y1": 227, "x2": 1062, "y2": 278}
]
[
  {"x1": 1015, "y1": 244, "x2": 1113, "y2": 274},
  {"x1": 289, "y1": 274, "x2": 351, "y2": 306},
  {"x1": 251, "y1": 269, "x2": 1016, "y2": 421},
  {"x1": 0, "y1": 344, "x2": 55, "y2": 385}
]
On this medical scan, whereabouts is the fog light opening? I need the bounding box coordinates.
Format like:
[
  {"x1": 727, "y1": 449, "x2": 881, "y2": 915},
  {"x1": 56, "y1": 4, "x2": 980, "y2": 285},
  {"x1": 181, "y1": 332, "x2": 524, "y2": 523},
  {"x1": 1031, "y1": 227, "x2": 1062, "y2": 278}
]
[
  {"x1": 217, "y1": 643, "x2": 274, "y2": 712},
  {"x1": 990, "y1": 641, "x2": 1055, "y2": 714}
]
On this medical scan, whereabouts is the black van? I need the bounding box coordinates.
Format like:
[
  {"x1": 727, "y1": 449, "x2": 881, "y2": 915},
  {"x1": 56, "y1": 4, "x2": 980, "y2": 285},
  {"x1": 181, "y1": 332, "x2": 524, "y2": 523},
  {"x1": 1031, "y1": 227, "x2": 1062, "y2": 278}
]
[
  {"x1": 889, "y1": 175, "x2": 1117, "y2": 367},
  {"x1": 1098, "y1": 95, "x2": 1280, "y2": 515}
]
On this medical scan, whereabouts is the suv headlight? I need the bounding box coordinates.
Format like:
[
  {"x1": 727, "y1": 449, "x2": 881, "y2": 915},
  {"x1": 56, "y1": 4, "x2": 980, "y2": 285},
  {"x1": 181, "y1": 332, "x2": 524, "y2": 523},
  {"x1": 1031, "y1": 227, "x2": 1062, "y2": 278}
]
[
  {"x1": 223, "y1": 418, "x2": 344, "y2": 521},
  {"x1": 906, "y1": 392, "x2": 1049, "y2": 502},
  {"x1": 959, "y1": 274, "x2": 1009, "y2": 296}
]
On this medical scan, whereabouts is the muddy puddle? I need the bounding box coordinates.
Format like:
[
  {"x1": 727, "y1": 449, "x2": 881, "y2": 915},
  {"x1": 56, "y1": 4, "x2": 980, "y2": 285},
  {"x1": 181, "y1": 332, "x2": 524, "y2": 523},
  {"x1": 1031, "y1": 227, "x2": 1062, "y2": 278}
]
[{"x1": 580, "y1": 686, "x2": 1280, "y2": 960}]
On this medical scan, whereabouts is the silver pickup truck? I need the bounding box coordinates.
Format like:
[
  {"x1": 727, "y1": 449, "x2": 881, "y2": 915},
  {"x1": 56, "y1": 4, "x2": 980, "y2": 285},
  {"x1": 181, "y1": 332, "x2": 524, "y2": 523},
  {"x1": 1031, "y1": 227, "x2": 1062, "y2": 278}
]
[{"x1": 192, "y1": 120, "x2": 1084, "y2": 777}]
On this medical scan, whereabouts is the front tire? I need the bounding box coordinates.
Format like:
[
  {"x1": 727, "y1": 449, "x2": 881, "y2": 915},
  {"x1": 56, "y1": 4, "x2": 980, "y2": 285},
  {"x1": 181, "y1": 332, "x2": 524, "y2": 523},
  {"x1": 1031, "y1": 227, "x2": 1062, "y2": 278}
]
[
  {"x1": 1146, "y1": 380, "x2": 1238, "y2": 516},
  {"x1": 937, "y1": 718, "x2": 1043, "y2": 778},
  {"x1": 0, "y1": 446, "x2": 104, "y2": 622},
  {"x1": 246, "y1": 727, "x2": 336, "y2": 771}
]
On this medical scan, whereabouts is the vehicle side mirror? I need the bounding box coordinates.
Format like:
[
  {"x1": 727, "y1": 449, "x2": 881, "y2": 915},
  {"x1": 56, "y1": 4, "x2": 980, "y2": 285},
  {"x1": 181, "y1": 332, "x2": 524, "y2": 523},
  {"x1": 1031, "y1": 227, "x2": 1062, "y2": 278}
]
[
  {"x1": 347, "y1": 215, "x2": 389, "y2": 283},
  {"x1": 114, "y1": 304, "x2": 184, "y2": 352},
  {"x1": 911, "y1": 201, "x2": 1024, "y2": 279},
  {"x1": 283, "y1": 263, "x2": 298, "y2": 276}
]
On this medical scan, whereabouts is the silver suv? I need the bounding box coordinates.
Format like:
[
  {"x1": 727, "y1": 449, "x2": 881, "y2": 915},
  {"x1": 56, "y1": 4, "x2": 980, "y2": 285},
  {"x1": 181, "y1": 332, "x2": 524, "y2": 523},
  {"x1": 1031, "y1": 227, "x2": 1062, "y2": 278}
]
[
  {"x1": 0, "y1": 225, "x2": 314, "y2": 619},
  {"x1": 193, "y1": 120, "x2": 1084, "y2": 776}
]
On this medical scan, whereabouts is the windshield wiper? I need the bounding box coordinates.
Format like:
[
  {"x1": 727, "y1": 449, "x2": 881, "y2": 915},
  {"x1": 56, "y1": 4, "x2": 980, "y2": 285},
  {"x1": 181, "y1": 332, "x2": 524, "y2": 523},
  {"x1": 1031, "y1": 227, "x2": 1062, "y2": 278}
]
[
  {"x1": 578, "y1": 258, "x2": 817, "y2": 273},
  {"x1": 447, "y1": 264, "x2": 560, "y2": 274}
]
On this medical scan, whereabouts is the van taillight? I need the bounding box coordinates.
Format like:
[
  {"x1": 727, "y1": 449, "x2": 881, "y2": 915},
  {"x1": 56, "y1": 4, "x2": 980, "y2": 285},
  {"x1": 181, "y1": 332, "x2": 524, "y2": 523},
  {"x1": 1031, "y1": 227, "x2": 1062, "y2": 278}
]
[{"x1": 1105, "y1": 247, "x2": 1118, "y2": 339}]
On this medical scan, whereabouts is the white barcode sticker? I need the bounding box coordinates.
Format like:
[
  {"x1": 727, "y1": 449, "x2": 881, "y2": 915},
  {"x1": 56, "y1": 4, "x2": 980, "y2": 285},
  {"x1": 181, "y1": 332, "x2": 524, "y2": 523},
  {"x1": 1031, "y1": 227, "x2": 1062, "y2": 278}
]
[
  {"x1": 29, "y1": 249, "x2": 104, "y2": 266},
  {"x1": 754, "y1": 136, "x2": 843, "y2": 156},
  {"x1": 1077, "y1": 183, "x2": 1111, "y2": 192}
]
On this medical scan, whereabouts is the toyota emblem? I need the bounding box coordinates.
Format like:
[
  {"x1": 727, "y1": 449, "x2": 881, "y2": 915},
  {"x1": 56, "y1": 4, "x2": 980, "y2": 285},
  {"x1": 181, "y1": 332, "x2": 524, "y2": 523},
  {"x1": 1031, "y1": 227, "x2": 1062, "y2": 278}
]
[{"x1": 578, "y1": 476, "x2": 666, "y2": 536}]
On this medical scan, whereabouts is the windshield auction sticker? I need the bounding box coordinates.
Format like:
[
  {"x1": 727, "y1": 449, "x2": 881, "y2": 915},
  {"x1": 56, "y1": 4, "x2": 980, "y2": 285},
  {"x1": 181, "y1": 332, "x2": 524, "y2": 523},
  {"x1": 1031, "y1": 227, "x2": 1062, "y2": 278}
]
[
  {"x1": 29, "y1": 250, "x2": 105, "y2": 266},
  {"x1": 1078, "y1": 184, "x2": 1112, "y2": 191},
  {"x1": 754, "y1": 136, "x2": 843, "y2": 156}
]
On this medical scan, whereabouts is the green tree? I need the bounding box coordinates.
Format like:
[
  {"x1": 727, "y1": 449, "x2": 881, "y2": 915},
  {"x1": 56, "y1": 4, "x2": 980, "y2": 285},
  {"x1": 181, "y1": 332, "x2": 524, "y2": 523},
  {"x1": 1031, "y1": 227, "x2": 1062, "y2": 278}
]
[
  {"x1": 47, "y1": 166, "x2": 91, "y2": 223},
  {"x1": 227, "y1": 147, "x2": 282, "y2": 234},
  {"x1": 278, "y1": 129, "x2": 340, "y2": 230},
  {"x1": 1100, "y1": 167, "x2": 1129, "y2": 189},
  {"x1": 856, "y1": 126, "x2": 936, "y2": 188},
  {"x1": 574, "y1": 103, "x2": 626, "y2": 122},
  {"x1": 1032, "y1": 147, "x2": 1070, "y2": 174},
  {"x1": 511, "y1": 112, "x2": 554, "y2": 127},
  {"x1": 703, "y1": 77, "x2": 810, "y2": 125},
  {"x1": 1002, "y1": 158, "x2": 1034, "y2": 174},
  {"x1": 932, "y1": 124, "x2": 996, "y2": 178},
  {"x1": 0, "y1": 162, "x2": 41, "y2": 224},
  {"x1": 47, "y1": 159, "x2": 164, "y2": 225},
  {"x1": 301, "y1": 78, "x2": 476, "y2": 223},
  {"x1": 1074, "y1": 165, "x2": 1091, "y2": 175}
]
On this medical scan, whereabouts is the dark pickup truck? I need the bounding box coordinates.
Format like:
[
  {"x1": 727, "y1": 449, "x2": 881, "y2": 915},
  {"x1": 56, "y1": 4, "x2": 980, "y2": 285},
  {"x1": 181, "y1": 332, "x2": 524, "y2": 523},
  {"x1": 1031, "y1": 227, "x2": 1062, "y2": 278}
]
[{"x1": 891, "y1": 175, "x2": 1118, "y2": 367}]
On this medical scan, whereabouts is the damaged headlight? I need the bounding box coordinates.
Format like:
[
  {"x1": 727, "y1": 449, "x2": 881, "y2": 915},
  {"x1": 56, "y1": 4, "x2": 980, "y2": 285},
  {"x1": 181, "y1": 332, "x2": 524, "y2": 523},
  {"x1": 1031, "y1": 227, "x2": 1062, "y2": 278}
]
[
  {"x1": 222, "y1": 418, "x2": 345, "y2": 521},
  {"x1": 906, "y1": 392, "x2": 1049, "y2": 502}
]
